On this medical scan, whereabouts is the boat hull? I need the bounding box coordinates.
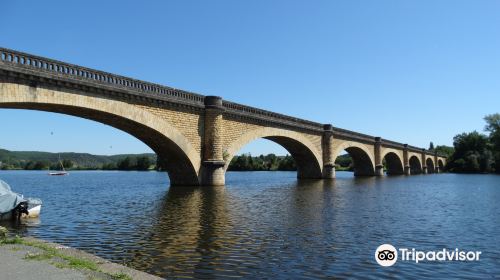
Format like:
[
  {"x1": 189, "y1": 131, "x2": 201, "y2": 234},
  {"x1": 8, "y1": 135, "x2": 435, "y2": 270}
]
[
  {"x1": 0, "y1": 205, "x2": 42, "y2": 220},
  {"x1": 23, "y1": 205, "x2": 41, "y2": 218},
  {"x1": 49, "y1": 172, "x2": 68, "y2": 176}
]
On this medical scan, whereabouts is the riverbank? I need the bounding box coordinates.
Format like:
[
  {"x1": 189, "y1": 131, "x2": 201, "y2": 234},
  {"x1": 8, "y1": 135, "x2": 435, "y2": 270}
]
[{"x1": 0, "y1": 234, "x2": 162, "y2": 280}]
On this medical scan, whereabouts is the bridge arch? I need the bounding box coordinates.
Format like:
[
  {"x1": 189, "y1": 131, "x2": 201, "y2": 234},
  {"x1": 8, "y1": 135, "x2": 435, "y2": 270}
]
[
  {"x1": 426, "y1": 157, "x2": 435, "y2": 174},
  {"x1": 408, "y1": 155, "x2": 422, "y2": 174},
  {"x1": 0, "y1": 82, "x2": 200, "y2": 186},
  {"x1": 224, "y1": 127, "x2": 323, "y2": 179},
  {"x1": 381, "y1": 149, "x2": 404, "y2": 175},
  {"x1": 332, "y1": 141, "x2": 375, "y2": 176},
  {"x1": 438, "y1": 159, "x2": 445, "y2": 171}
]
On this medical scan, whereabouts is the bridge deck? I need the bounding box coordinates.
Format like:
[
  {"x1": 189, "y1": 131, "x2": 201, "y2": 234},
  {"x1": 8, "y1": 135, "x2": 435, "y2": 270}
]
[{"x1": 0, "y1": 47, "x2": 443, "y2": 157}]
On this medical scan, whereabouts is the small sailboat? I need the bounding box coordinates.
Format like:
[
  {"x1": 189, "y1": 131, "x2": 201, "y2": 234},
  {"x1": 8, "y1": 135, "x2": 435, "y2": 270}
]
[{"x1": 48, "y1": 155, "x2": 68, "y2": 176}]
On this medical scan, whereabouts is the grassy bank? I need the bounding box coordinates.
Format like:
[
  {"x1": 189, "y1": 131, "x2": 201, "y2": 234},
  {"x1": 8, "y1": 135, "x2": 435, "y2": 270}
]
[{"x1": 0, "y1": 226, "x2": 159, "y2": 280}]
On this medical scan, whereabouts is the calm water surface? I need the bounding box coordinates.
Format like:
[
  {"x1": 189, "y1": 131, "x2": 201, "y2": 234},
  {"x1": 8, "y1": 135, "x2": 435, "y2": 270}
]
[{"x1": 1, "y1": 171, "x2": 499, "y2": 279}]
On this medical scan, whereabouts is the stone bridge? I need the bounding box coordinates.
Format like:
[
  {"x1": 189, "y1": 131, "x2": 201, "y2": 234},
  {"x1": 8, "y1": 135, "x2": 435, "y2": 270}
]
[{"x1": 0, "y1": 47, "x2": 446, "y2": 186}]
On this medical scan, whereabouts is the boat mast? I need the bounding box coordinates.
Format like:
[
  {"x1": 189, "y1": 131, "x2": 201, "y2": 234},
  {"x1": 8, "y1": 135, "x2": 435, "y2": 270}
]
[{"x1": 58, "y1": 154, "x2": 65, "y2": 172}]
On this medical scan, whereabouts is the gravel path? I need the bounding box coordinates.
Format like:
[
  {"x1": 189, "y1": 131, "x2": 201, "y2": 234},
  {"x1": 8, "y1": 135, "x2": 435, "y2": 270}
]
[
  {"x1": 0, "y1": 244, "x2": 88, "y2": 280},
  {"x1": 0, "y1": 237, "x2": 163, "y2": 280}
]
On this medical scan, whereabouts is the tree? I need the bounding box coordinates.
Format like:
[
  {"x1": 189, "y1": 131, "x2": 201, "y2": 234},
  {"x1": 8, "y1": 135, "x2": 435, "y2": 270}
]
[
  {"x1": 24, "y1": 161, "x2": 49, "y2": 170},
  {"x1": 277, "y1": 155, "x2": 296, "y2": 171},
  {"x1": 484, "y1": 113, "x2": 500, "y2": 134},
  {"x1": 434, "y1": 145, "x2": 454, "y2": 158},
  {"x1": 62, "y1": 159, "x2": 74, "y2": 169},
  {"x1": 102, "y1": 162, "x2": 117, "y2": 170},
  {"x1": 117, "y1": 157, "x2": 133, "y2": 170},
  {"x1": 335, "y1": 154, "x2": 352, "y2": 168},
  {"x1": 34, "y1": 161, "x2": 48, "y2": 170},
  {"x1": 447, "y1": 131, "x2": 490, "y2": 173},
  {"x1": 228, "y1": 153, "x2": 297, "y2": 171},
  {"x1": 484, "y1": 113, "x2": 500, "y2": 173},
  {"x1": 136, "y1": 156, "x2": 151, "y2": 171}
]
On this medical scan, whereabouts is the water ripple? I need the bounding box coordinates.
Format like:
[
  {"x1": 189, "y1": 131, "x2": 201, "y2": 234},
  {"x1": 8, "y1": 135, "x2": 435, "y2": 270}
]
[{"x1": 1, "y1": 171, "x2": 499, "y2": 279}]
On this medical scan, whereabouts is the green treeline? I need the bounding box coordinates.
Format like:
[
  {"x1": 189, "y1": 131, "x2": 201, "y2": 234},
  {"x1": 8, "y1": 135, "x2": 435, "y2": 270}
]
[
  {"x1": 445, "y1": 113, "x2": 500, "y2": 173},
  {"x1": 333, "y1": 154, "x2": 353, "y2": 171},
  {"x1": 228, "y1": 153, "x2": 353, "y2": 171},
  {"x1": 103, "y1": 156, "x2": 153, "y2": 171},
  {"x1": 228, "y1": 154, "x2": 296, "y2": 171},
  {"x1": 10, "y1": 156, "x2": 154, "y2": 171},
  {"x1": 0, "y1": 149, "x2": 157, "y2": 171}
]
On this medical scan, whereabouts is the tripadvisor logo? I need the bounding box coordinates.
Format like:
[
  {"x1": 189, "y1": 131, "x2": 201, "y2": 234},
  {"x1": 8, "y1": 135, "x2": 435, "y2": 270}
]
[
  {"x1": 375, "y1": 244, "x2": 398, "y2": 266},
  {"x1": 375, "y1": 244, "x2": 482, "y2": 267}
]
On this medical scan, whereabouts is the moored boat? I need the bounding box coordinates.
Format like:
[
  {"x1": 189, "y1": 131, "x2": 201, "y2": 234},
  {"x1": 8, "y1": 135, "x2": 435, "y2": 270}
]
[
  {"x1": 0, "y1": 179, "x2": 42, "y2": 220},
  {"x1": 48, "y1": 171, "x2": 68, "y2": 176},
  {"x1": 48, "y1": 155, "x2": 69, "y2": 176}
]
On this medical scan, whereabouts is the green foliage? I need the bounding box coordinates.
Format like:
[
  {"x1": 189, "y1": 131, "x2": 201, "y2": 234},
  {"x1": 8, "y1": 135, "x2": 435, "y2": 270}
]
[
  {"x1": 484, "y1": 113, "x2": 500, "y2": 173},
  {"x1": 484, "y1": 113, "x2": 500, "y2": 134},
  {"x1": 448, "y1": 130, "x2": 495, "y2": 173},
  {"x1": 335, "y1": 154, "x2": 352, "y2": 171},
  {"x1": 116, "y1": 156, "x2": 153, "y2": 171},
  {"x1": 62, "y1": 159, "x2": 73, "y2": 169},
  {"x1": 101, "y1": 162, "x2": 117, "y2": 170},
  {"x1": 1, "y1": 235, "x2": 22, "y2": 245},
  {"x1": 277, "y1": 155, "x2": 297, "y2": 171},
  {"x1": 0, "y1": 148, "x2": 157, "y2": 171},
  {"x1": 434, "y1": 145, "x2": 454, "y2": 158},
  {"x1": 136, "y1": 156, "x2": 151, "y2": 171},
  {"x1": 117, "y1": 157, "x2": 134, "y2": 170},
  {"x1": 228, "y1": 153, "x2": 296, "y2": 171},
  {"x1": 24, "y1": 160, "x2": 49, "y2": 170},
  {"x1": 0, "y1": 226, "x2": 7, "y2": 241}
]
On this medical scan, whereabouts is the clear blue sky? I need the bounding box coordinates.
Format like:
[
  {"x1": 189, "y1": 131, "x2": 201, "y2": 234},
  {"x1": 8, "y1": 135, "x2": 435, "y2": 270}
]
[{"x1": 1, "y1": 0, "x2": 499, "y2": 155}]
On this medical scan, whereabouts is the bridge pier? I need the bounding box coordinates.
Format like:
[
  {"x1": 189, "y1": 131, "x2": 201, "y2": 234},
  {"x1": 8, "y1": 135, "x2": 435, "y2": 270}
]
[
  {"x1": 201, "y1": 96, "x2": 226, "y2": 186},
  {"x1": 404, "y1": 166, "x2": 411, "y2": 175},
  {"x1": 322, "y1": 124, "x2": 336, "y2": 179},
  {"x1": 421, "y1": 149, "x2": 428, "y2": 174},
  {"x1": 374, "y1": 137, "x2": 384, "y2": 176},
  {"x1": 403, "y1": 144, "x2": 410, "y2": 175},
  {"x1": 434, "y1": 152, "x2": 440, "y2": 173}
]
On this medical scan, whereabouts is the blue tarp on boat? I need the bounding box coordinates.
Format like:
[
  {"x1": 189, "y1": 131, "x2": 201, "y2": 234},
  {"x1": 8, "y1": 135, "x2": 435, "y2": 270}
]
[{"x1": 0, "y1": 179, "x2": 25, "y2": 214}]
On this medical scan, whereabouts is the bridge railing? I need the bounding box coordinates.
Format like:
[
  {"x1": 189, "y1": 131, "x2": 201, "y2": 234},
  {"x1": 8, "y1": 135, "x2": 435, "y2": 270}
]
[
  {"x1": 384, "y1": 140, "x2": 444, "y2": 157},
  {"x1": 222, "y1": 100, "x2": 324, "y2": 132},
  {"x1": 381, "y1": 139, "x2": 406, "y2": 149},
  {"x1": 0, "y1": 47, "x2": 205, "y2": 105},
  {"x1": 331, "y1": 127, "x2": 375, "y2": 143}
]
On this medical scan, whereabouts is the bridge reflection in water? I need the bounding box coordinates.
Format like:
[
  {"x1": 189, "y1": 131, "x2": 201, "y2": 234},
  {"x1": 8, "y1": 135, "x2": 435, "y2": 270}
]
[
  {"x1": 125, "y1": 176, "x2": 386, "y2": 278},
  {"x1": 128, "y1": 186, "x2": 233, "y2": 277}
]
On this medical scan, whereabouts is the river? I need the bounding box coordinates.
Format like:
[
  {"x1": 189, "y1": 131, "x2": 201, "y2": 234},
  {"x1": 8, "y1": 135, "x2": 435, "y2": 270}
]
[{"x1": 1, "y1": 170, "x2": 499, "y2": 279}]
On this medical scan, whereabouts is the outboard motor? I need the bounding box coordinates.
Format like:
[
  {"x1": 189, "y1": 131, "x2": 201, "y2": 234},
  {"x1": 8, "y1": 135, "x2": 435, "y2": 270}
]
[{"x1": 12, "y1": 201, "x2": 29, "y2": 221}]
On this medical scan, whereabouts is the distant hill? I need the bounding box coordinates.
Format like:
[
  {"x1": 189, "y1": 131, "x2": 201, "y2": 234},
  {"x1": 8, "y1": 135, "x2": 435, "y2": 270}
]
[{"x1": 0, "y1": 148, "x2": 156, "y2": 169}]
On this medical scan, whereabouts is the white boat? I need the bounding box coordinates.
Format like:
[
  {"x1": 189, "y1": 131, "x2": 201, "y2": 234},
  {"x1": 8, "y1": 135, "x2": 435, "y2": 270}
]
[
  {"x1": 48, "y1": 155, "x2": 69, "y2": 176},
  {"x1": 49, "y1": 171, "x2": 68, "y2": 176},
  {"x1": 0, "y1": 180, "x2": 42, "y2": 221},
  {"x1": 23, "y1": 204, "x2": 41, "y2": 218}
]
